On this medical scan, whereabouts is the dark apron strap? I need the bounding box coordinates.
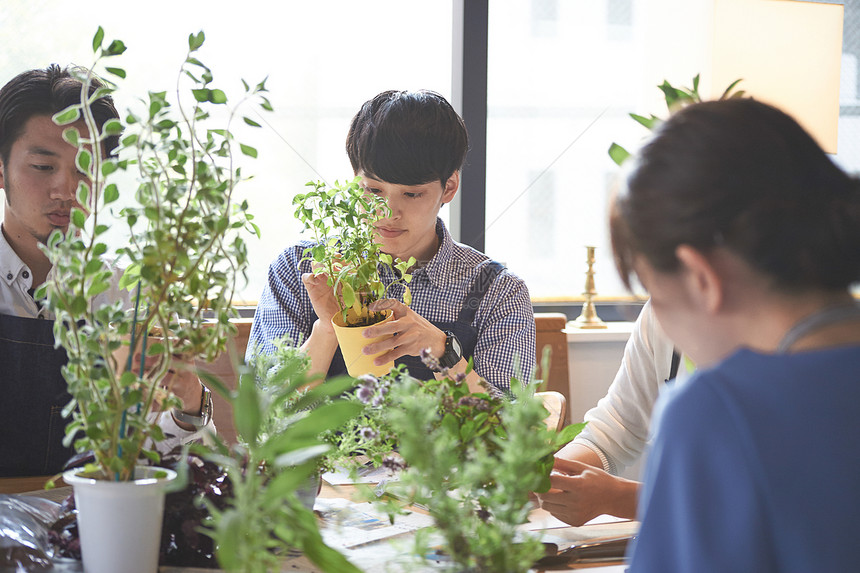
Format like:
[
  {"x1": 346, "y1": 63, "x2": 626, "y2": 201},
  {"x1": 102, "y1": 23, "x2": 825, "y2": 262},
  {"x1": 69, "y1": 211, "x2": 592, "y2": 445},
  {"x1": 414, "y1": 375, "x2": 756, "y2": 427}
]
[
  {"x1": 398, "y1": 260, "x2": 505, "y2": 380},
  {"x1": 457, "y1": 261, "x2": 504, "y2": 324},
  {"x1": 0, "y1": 313, "x2": 74, "y2": 477},
  {"x1": 666, "y1": 348, "x2": 681, "y2": 383}
]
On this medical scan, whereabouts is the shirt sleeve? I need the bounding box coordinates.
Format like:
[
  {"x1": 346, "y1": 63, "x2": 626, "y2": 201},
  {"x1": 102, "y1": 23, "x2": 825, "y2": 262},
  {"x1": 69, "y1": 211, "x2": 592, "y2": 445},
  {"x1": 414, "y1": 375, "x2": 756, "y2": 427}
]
[
  {"x1": 472, "y1": 270, "x2": 536, "y2": 394},
  {"x1": 151, "y1": 411, "x2": 216, "y2": 455},
  {"x1": 572, "y1": 300, "x2": 675, "y2": 474},
  {"x1": 247, "y1": 243, "x2": 315, "y2": 360},
  {"x1": 628, "y1": 378, "x2": 772, "y2": 573}
]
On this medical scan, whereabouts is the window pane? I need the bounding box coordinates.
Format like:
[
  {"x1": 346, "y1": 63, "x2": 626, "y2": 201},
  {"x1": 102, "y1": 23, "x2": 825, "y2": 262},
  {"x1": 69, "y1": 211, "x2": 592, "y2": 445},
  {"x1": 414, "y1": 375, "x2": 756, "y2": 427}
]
[
  {"x1": 487, "y1": 0, "x2": 857, "y2": 300},
  {"x1": 0, "y1": 0, "x2": 452, "y2": 303},
  {"x1": 486, "y1": 0, "x2": 647, "y2": 300}
]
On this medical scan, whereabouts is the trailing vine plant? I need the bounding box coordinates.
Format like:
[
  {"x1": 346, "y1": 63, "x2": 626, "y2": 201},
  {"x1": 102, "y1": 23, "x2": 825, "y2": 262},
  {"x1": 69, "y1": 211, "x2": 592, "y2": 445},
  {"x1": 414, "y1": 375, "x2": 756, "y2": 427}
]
[{"x1": 42, "y1": 27, "x2": 269, "y2": 481}]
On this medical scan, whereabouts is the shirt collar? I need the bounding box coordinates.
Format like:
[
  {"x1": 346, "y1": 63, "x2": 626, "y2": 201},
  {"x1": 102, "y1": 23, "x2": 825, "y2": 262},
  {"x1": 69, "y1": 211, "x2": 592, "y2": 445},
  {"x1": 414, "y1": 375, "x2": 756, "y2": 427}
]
[
  {"x1": 0, "y1": 225, "x2": 29, "y2": 287},
  {"x1": 419, "y1": 218, "x2": 456, "y2": 288}
]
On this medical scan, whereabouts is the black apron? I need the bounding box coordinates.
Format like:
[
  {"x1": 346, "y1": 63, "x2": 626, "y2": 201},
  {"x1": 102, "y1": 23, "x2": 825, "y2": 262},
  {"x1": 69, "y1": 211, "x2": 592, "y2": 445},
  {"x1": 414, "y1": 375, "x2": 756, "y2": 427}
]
[
  {"x1": 321, "y1": 261, "x2": 505, "y2": 380},
  {"x1": 0, "y1": 313, "x2": 74, "y2": 477}
]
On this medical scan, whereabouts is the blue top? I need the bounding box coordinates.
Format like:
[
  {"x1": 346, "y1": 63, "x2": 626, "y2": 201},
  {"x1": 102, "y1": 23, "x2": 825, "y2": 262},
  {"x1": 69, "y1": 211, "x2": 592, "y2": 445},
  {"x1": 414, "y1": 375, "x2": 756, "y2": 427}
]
[
  {"x1": 247, "y1": 218, "x2": 535, "y2": 393},
  {"x1": 629, "y1": 345, "x2": 860, "y2": 573}
]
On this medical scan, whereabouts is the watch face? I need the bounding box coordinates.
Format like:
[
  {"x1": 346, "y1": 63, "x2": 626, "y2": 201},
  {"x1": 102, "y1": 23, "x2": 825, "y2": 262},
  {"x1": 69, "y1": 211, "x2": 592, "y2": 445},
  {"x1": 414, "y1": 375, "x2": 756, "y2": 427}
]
[{"x1": 451, "y1": 335, "x2": 463, "y2": 357}]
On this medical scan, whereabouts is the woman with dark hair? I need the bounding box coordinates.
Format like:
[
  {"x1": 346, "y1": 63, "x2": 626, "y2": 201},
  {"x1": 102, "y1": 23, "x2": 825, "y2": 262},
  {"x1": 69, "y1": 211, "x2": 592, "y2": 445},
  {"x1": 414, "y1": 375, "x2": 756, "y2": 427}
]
[{"x1": 608, "y1": 98, "x2": 860, "y2": 572}]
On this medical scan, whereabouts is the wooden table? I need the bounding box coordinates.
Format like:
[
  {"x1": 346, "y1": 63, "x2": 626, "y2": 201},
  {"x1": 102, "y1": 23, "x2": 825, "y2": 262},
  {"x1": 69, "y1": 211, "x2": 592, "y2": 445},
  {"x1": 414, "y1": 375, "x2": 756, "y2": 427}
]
[{"x1": 5, "y1": 479, "x2": 632, "y2": 572}]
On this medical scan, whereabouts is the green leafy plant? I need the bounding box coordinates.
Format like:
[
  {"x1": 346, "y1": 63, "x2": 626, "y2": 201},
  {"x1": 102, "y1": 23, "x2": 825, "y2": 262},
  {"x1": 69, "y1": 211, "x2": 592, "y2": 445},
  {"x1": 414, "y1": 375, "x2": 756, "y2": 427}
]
[
  {"x1": 198, "y1": 341, "x2": 363, "y2": 573},
  {"x1": 292, "y1": 177, "x2": 416, "y2": 326},
  {"x1": 608, "y1": 74, "x2": 744, "y2": 165},
  {"x1": 331, "y1": 360, "x2": 585, "y2": 572},
  {"x1": 42, "y1": 27, "x2": 268, "y2": 481}
]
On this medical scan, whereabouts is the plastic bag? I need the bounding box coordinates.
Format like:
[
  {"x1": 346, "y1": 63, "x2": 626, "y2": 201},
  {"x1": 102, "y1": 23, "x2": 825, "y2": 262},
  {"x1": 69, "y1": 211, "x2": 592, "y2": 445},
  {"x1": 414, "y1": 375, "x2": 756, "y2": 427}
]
[{"x1": 0, "y1": 494, "x2": 61, "y2": 572}]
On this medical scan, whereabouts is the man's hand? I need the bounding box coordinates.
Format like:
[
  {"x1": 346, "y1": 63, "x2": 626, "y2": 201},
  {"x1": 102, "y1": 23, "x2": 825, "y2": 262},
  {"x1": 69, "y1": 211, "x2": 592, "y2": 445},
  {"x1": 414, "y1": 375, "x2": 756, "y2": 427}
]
[
  {"x1": 361, "y1": 299, "x2": 447, "y2": 365},
  {"x1": 537, "y1": 458, "x2": 640, "y2": 526},
  {"x1": 302, "y1": 271, "x2": 341, "y2": 333},
  {"x1": 132, "y1": 350, "x2": 204, "y2": 428}
]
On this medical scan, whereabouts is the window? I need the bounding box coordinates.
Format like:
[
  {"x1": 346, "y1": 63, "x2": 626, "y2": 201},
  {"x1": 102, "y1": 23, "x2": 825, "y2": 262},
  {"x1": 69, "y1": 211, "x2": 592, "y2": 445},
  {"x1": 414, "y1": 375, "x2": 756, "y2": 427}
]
[
  {"x1": 2, "y1": 0, "x2": 854, "y2": 306},
  {"x1": 0, "y1": 0, "x2": 452, "y2": 303}
]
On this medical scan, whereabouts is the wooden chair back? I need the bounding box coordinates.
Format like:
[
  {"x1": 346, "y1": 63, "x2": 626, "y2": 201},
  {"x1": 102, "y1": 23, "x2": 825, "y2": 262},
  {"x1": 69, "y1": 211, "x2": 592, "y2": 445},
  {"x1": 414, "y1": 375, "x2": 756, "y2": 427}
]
[
  {"x1": 195, "y1": 318, "x2": 253, "y2": 445},
  {"x1": 534, "y1": 312, "x2": 571, "y2": 425},
  {"x1": 537, "y1": 390, "x2": 567, "y2": 432}
]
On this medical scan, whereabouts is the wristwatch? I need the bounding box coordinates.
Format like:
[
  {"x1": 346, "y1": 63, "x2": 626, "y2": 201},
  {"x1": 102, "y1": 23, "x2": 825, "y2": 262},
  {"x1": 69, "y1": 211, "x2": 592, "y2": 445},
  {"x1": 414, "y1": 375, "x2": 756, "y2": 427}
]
[
  {"x1": 437, "y1": 331, "x2": 463, "y2": 370},
  {"x1": 171, "y1": 384, "x2": 213, "y2": 429}
]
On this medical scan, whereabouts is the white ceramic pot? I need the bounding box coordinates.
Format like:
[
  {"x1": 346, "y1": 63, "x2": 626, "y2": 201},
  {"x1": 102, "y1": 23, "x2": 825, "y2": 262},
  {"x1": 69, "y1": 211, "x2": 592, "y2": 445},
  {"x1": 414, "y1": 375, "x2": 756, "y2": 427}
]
[{"x1": 63, "y1": 466, "x2": 177, "y2": 573}]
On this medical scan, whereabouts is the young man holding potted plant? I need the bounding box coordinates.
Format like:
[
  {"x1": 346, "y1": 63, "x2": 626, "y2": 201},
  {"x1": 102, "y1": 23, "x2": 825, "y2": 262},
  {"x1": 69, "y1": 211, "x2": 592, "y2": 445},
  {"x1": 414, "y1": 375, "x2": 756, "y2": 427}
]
[
  {"x1": 250, "y1": 89, "x2": 536, "y2": 394},
  {"x1": 0, "y1": 65, "x2": 213, "y2": 478}
]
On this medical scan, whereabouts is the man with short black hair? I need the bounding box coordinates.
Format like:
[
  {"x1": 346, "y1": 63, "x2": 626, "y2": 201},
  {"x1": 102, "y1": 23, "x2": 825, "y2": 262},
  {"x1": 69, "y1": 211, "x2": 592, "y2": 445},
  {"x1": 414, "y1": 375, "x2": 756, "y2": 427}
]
[{"x1": 249, "y1": 89, "x2": 535, "y2": 394}]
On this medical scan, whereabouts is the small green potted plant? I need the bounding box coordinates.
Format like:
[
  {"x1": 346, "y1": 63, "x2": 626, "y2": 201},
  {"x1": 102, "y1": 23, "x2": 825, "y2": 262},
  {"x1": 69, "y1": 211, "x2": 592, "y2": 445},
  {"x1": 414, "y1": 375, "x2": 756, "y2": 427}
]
[
  {"x1": 608, "y1": 74, "x2": 744, "y2": 165},
  {"x1": 199, "y1": 339, "x2": 364, "y2": 573},
  {"x1": 292, "y1": 177, "x2": 415, "y2": 376},
  {"x1": 41, "y1": 27, "x2": 267, "y2": 573}
]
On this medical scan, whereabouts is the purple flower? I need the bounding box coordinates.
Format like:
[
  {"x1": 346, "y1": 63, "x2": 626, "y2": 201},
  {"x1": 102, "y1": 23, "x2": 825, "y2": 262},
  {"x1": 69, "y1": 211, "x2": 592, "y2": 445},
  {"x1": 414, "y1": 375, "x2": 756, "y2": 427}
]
[
  {"x1": 419, "y1": 347, "x2": 441, "y2": 371},
  {"x1": 356, "y1": 385, "x2": 374, "y2": 404},
  {"x1": 360, "y1": 427, "x2": 378, "y2": 441},
  {"x1": 453, "y1": 372, "x2": 466, "y2": 383},
  {"x1": 458, "y1": 396, "x2": 491, "y2": 412},
  {"x1": 358, "y1": 374, "x2": 379, "y2": 388},
  {"x1": 382, "y1": 455, "x2": 406, "y2": 472}
]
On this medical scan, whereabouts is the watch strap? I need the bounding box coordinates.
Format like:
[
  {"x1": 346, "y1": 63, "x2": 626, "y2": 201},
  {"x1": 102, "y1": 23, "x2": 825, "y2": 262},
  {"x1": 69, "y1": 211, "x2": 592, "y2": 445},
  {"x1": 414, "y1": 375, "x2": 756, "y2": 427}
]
[
  {"x1": 171, "y1": 384, "x2": 213, "y2": 429},
  {"x1": 437, "y1": 331, "x2": 463, "y2": 370}
]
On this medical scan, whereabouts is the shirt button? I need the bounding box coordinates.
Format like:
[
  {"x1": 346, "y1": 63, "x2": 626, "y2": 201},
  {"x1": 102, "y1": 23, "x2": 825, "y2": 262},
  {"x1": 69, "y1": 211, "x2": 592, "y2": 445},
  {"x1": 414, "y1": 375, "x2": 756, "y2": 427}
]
[
  {"x1": 22, "y1": 270, "x2": 30, "y2": 279},
  {"x1": 5, "y1": 273, "x2": 11, "y2": 280}
]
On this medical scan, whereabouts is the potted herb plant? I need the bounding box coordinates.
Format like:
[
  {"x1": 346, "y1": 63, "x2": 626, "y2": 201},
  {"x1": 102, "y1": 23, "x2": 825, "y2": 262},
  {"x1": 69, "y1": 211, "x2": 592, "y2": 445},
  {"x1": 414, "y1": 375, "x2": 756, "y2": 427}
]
[
  {"x1": 292, "y1": 177, "x2": 416, "y2": 376},
  {"x1": 199, "y1": 339, "x2": 364, "y2": 573},
  {"x1": 609, "y1": 74, "x2": 744, "y2": 165},
  {"x1": 41, "y1": 27, "x2": 267, "y2": 573}
]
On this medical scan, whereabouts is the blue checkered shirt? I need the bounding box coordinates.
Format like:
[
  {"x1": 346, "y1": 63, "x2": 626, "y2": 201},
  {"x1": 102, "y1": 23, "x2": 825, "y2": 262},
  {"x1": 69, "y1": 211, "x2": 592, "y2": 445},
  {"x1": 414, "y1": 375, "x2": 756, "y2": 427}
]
[{"x1": 247, "y1": 218, "x2": 535, "y2": 393}]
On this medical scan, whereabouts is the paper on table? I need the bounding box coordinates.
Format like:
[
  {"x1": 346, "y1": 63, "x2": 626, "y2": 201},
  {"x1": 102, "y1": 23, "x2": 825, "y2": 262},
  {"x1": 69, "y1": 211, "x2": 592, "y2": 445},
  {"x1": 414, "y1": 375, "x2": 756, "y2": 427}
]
[
  {"x1": 314, "y1": 496, "x2": 434, "y2": 550},
  {"x1": 322, "y1": 461, "x2": 397, "y2": 486},
  {"x1": 522, "y1": 509, "x2": 640, "y2": 552}
]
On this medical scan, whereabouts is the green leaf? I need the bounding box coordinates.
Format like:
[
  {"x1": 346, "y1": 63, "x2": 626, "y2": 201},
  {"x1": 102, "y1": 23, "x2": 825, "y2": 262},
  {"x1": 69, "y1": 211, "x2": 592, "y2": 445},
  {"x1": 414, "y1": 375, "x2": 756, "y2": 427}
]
[
  {"x1": 53, "y1": 105, "x2": 81, "y2": 126},
  {"x1": 101, "y1": 161, "x2": 117, "y2": 176},
  {"x1": 191, "y1": 89, "x2": 210, "y2": 102},
  {"x1": 629, "y1": 113, "x2": 660, "y2": 130},
  {"x1": 62, "y1": 126, "x2": 80, "y2": 146},
  {"x1": 209, "y1": 89, "x2": 227, "y2": 104},
  {"x1": 720, "y1": 78, "x2": 744, "y2": 100},
  {"x1": 92, "y1": 26, "x2": 105, "y2": 52},
  {"x1": 75, "y1": 148, "x2": 92, "y2": 174},
  {"x1": 102, "y1": 118, "x2": 123, "y2": 136},
  {"x1": 104, "y1": 183, "x2": 119, "y2": 204},
  {"x1": 234, "y1": 376, "x2": 261, "y2": 444},
  {"x1": 239, "y1": 143, "x2": 257, "y2": 158},
  {"x1": 118, "y1": 264, "x2": 141, "y2": 290},
  {"x1": 75, "y1": 181, "x2": 89, "y2": 207},
  {"x1": 71, "y1": 208, "x2": 86, "y2": 228},
  {"x1": 188, "y1": 31, "x2": 205, "y2": 51},
  {"x1": 608, "y1": 143, "x2": 630, "y2": 166},
  {"x1": 105, "y1": 66, "x2": 126, "y2": 79},
  {"x1": 87, "y1": 280, "x2": 110, "y2": 298},
  {"x1": 273, "y1": 444, "x2": 331, "y2": 468},
  {"x1": 242, "y1": 116, "x2": 262, "y2": 128},
  {"x1": 104, "y1": 39, "x2": 127, "y2": 56}
]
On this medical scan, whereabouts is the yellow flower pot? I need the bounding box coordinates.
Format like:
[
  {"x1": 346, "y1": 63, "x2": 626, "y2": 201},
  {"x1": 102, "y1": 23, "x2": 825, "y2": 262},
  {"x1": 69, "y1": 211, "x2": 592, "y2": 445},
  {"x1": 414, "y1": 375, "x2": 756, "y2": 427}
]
[{"x1": 331, "y1": 308, "x2": 395, "y2": 377}]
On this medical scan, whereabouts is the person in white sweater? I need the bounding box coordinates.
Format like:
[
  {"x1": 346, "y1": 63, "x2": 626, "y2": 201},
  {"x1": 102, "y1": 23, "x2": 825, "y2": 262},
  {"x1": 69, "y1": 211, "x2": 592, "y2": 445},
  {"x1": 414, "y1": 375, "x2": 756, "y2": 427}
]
[{"x1": 540, "y1": 300, "x2": 691, "y2": 525}]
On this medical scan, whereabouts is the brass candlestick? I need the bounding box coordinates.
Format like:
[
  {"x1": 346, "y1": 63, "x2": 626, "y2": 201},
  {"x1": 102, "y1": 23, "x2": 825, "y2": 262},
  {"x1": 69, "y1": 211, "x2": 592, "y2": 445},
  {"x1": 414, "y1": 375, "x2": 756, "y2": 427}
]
[{"x1": 573, "y1": 245, "x2": 607, "y2": 329}]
